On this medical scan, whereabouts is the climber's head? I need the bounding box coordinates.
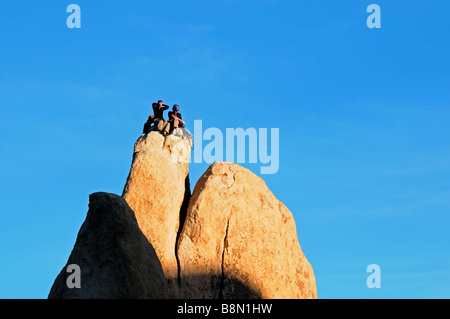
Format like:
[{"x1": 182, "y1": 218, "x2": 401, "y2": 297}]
[
  {"x1": 158, "y1": 100, "x2": 163, "y2": 106},
  {"x1": 173, "y1": 104, "x2": 180, "y2": 112}
]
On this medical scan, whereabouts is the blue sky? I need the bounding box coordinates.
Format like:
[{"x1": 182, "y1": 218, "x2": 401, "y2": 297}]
[{"x1": 0, "y1": 1, "x2": 449, "y2": 298}]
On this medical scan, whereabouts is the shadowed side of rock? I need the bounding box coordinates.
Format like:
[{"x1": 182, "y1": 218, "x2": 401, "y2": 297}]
[
  {"x1": 48, "y1": 192, "x2": 168, "y2": 299},
  {"x1": 171, "y1": 274, "x2": 261, "y2": 299}
]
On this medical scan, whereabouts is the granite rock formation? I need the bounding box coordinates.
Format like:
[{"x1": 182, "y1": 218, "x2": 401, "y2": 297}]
[
  {"x1": 177, "y1": 162, "x2": 317, "y2": 299},
  {"x1": 48, "y1": 192, "x2": 168, "y2": 299}
]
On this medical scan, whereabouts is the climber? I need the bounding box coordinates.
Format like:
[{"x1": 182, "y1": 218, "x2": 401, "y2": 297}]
[
  {"x1": 163, "y1": 104, "x2": 185, "y2": 136},
  {"x1": 143, "y1": 100, "x2": 170, "y2": 134},
  {"x1": 152, "y1": 100, "x2": 170, "y2": 120}
]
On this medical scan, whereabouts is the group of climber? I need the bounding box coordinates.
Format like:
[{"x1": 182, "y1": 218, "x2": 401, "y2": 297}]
[{"x1": 143, "y1": 100, "x2": 185, "y2": 136}]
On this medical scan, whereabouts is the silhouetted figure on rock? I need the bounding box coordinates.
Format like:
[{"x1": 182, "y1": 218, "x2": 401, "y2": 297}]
[
  {"x1": 143, "y1": 100, "x2": 169, "y2": 134},
  {"x1": 163, "y1": 104, "x2": 185, "y2": 136}
]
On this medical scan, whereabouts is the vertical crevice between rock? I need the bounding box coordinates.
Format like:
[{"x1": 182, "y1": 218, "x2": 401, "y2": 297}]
[
  {"x1": 176, "y1": 174, "x2": 191, "y2": 292},
  {"x1": 218, "y1": 214, "x2": 231, "y2": 299}
]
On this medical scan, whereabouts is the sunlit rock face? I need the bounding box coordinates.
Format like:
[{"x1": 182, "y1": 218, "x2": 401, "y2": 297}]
[
  {"x1": 177, "y1": 162, "x2": 317, "y2": 299},
  {"x1": 122, "y1": 131, "x2": 191, "y2": 298}
]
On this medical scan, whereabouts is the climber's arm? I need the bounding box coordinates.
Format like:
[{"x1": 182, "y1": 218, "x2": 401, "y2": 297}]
[{"x1": 177, "y1": 114, "x2": 185, "y2": 125}]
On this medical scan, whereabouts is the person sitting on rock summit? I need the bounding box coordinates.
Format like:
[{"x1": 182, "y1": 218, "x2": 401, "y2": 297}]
[
  {"x1": 152, "y1": 100, "x2": 169, "y2": 121},
  {"x1": 143, "y1": 100, "x2": 170, "y2": 134},
  {"x1": 163, "y1": 104, "x2": 185, "y2": 136}
]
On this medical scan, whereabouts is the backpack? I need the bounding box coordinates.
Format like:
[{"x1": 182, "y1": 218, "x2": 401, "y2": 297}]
[{"x1": 143, "y1": 115, "x2": 154, "y2": 134}]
